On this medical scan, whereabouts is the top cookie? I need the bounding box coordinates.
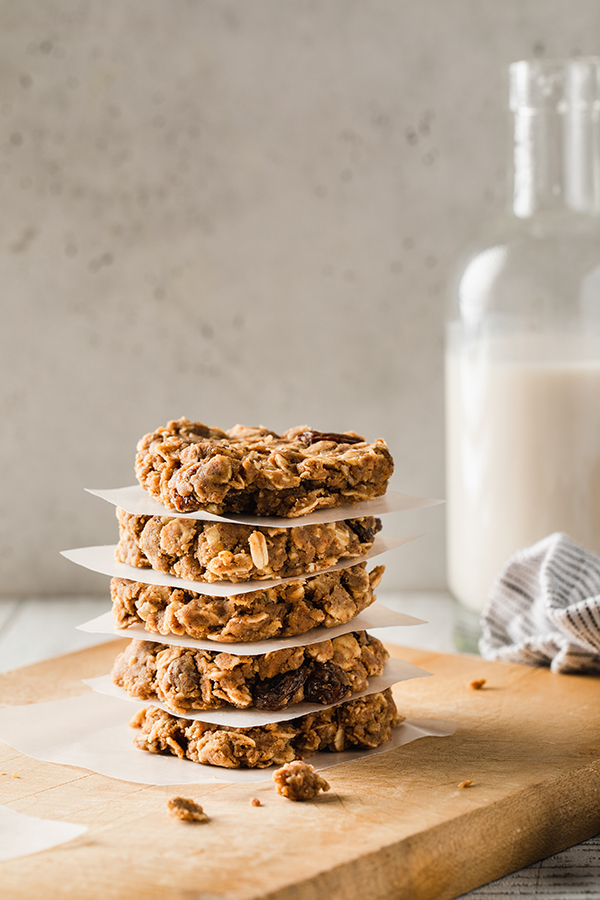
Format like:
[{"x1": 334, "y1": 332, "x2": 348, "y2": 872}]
[{"x1": 135, "y1": 418, "x2": 394, "y2": 518}]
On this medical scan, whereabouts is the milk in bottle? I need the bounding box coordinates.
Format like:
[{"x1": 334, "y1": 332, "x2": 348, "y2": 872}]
[{"x1": 446, "y1": 59, "x2": 600, "y2": 612}]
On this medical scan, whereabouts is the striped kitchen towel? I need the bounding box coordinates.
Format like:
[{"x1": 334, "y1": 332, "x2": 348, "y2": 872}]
[{"x1": 479, "y1": 532, "x2": 600, "y2": 674}]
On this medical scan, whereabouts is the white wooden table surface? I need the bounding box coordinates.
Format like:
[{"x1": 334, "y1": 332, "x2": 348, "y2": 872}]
[{"x1": 0, "y1": 590, "x2": 598, "y2": 899}]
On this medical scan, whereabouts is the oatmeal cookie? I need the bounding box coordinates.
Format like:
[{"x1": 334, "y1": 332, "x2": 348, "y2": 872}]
[
  {"x1": 273, "y1": 760, "x2": 330, "y2": 801},
  {"x1": 110, "y1": 563, "x2": 384, "y2": 643},
  {"x1": 115, "y1": 508, "x2": 381, "y2": 583},
  {"x1": 131, "y1": 688, "x2": 402, "y2": 768},
  {"x1": 135, "y1": 418, "x2": 394, "y2": 517},
  {"x1": 112, "y1": 631, "x2": 388, "y2": 714}
]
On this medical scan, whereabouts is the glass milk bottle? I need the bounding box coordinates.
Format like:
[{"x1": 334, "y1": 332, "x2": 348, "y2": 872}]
[{"x1": 446, "y1": 58, "x2": 600, "y2": 613}]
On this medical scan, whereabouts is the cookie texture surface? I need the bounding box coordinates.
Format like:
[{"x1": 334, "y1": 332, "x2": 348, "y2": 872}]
[
  {"x1": 135, "y1": 418, "x2": 394, "y2": 517},
  {"x1": 115, "y1": 508, "x2": 381, "y2": 583},
  {"x1": 112, "y1": 631, "x2": 388, "y2": 714},
  {"x1": 110, "y1": 563, "x2": 384, "y2": 643},
  {"x1": 131, "y1": 688, "x2": 402, "y2": 768}
]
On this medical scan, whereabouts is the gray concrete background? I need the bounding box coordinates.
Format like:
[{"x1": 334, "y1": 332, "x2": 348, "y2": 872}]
[{"x1": 2, "y1": 1, "x2": 599, "y2": 594}]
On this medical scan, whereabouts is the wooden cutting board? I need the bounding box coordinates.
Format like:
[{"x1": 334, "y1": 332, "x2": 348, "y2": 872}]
[{"x1": 1, "y1": 640, "x2": 600, "y2": 900}]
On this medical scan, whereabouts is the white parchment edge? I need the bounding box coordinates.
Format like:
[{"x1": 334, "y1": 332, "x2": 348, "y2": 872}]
[
  {"x1": 60, "y1": 535, "x2": 417, "y2": 596},
  {"x1": 87, "y1": 484, "x2": 443, "y2": 527},
  {"x1": 0, "y1": 805, "x2": 87, "y2": 863},
  {"x1": 0, "y1": 692, "x2": 456, "y2": 785},
  {"x1": 84, "y1": 656, "x2": 431, "y2": 726},
  {"x1": 76, "y1": 601, "x2": 427, "y2": 655}
]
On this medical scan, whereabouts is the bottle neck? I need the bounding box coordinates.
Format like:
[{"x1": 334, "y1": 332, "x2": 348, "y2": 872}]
[{"x1": 512, "y1": 106, "x2": 600, "y2": 218}]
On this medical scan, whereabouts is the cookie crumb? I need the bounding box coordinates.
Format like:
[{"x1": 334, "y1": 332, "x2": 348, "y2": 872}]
[
  {"x1": 469, "y1": 679, "x2": 486, "y2": 690},
  {"x1": 167, "y1": 796, "x2": 209, "y2": 822},
  {"x1": 458, "y1": 779, "x2": 474, "y2": 789},
  {"x1": 273, "y1": 760, "x2": 330, "y2": 801},
  {"x1": 12, "y1": 773, "x2": 20, "y2": 779},
  {"x1": 250, "y1": 797, "x2": 261, "y2": 807}
]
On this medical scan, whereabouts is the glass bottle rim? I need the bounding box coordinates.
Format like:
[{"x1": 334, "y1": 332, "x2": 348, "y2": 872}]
[{"x1": 509, "y1": 57, "x2": 600, "y2": 112}]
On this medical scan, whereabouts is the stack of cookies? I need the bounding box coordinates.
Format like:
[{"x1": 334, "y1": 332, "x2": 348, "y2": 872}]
[{"x1": 86, "y1": 418, "x2": 411, "y2": 770}]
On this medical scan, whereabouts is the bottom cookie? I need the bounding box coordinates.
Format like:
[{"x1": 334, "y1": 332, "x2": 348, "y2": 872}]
[{"x1": 130, "y1": 688, "x2": 402, "y2": 769}]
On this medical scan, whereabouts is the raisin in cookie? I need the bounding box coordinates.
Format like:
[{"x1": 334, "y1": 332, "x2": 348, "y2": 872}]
[{"x1": 112, "y1": 631, "x2": 388, "y2": 714}]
